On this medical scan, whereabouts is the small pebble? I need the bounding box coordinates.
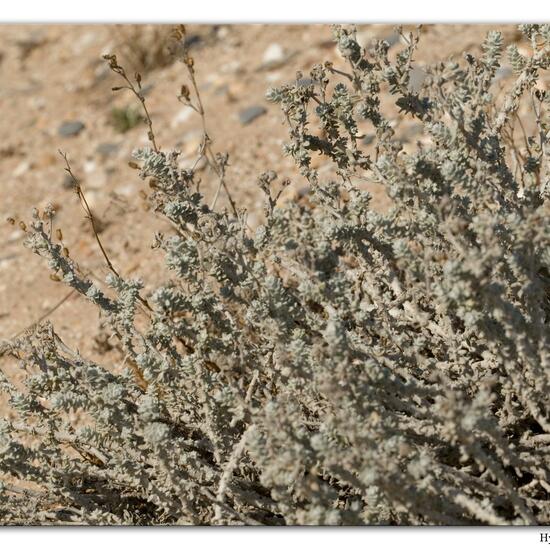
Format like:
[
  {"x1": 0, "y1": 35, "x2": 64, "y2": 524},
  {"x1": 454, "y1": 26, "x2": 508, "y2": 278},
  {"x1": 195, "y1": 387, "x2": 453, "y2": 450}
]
[
  {"x1": 262, "y1": 43, "x2": 286, "y2": 69},
  {"x1": 116, "y1": 183, "x2": 135, "y2": 197},
  {"x1": 221, "y1": 60, "x2": 243, "y2": 74},
  {"x1": 95, "y1": 142, "x2": 120, "y2": 158},
  {"x1": 239, "y1": 105, "x2": 267, "y2": 126},
  {"x1": 58, "y1": 120, "x2": 85, "y2": 137},
  {"x1": 84, "y1": 160, "x2": 97, "y2": 174},
  {"x1": 13, "y1": 160, "x2": 30, "y2": 177},
  {"x1": 172, "y1": 108, "x2": 193, "y2": 127}
]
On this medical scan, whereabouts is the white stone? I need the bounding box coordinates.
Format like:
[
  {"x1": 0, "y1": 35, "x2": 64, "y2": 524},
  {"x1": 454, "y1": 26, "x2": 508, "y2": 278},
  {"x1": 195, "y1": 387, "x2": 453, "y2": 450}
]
[
  {"x1": 116, "y1": 183, "x2": 135, "y2": 197},
  {"x1": 172, "y1": 107, "x2": 193, "y2": 128},
  {"x1": 84, "y1": 160, "x2": 96, "y2": 174},
  {"x1": 13, "y1": 161, "x2": 30, "y2": 177},
  {"x1": 265, "y1": 72, "x2": 282, "y2": 83},
  {"x1": 221, "y1": 60, "x2": 242, "y2": 74},
  {"x1": 262, "y1": 43, "x2": 285, "y2": 67}
]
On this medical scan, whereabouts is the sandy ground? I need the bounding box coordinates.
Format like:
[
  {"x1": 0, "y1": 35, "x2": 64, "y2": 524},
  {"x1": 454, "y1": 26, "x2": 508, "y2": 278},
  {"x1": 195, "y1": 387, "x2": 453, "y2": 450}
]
[{"x1": 0, "y1": 23, "x2": 527, "y2": 370}]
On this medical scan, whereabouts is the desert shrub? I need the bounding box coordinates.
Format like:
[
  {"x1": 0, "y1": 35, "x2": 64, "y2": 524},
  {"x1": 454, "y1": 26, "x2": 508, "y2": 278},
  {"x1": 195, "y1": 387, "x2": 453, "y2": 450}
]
[
  {"x1": 109, "y1": 105, "x2": 143, "y2": 133},
  {"x1": 110, "y1": 24, "x2": 207, "y2": 74},
  {"x1": 110, "y1": 25, "x2": 176, "y2": 73},
  {"x1": 1, "y1": 24, "x2": 550, "y2": 525}
]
